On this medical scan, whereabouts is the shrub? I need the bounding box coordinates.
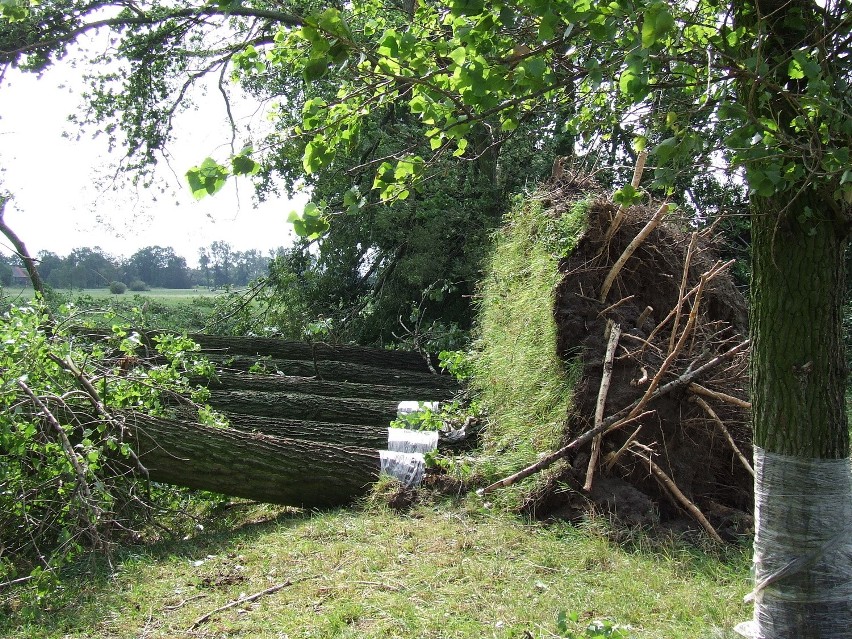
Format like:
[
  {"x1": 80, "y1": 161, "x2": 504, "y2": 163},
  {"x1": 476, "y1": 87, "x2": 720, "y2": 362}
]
[
  {"x1": 109, "y1": 281, "x2": 127, "y2": 294},
  {"x1": 129, "y1": 280, "x2": 149, "y2": 292}
]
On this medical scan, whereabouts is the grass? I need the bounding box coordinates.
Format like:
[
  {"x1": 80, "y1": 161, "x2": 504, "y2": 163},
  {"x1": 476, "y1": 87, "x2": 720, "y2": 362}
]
[
  {"x1": 3, "y1": 285, "x2": 225, "y2": 303},
  {"x1": 471, "y1": 195, "x2": 587, "y2": 505},
  {"x1": 1, "y1": 496, "x2": 751, "y2": 639}
]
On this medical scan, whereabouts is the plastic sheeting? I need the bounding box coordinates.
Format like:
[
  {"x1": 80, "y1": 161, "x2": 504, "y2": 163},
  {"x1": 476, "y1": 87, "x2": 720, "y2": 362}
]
[
  {"x1": 387, "y1": 428, "x2": 439, "y2": 454},
  {"x1": 379, "y1": 450, "x2": 426, "y2": 487},
  {"x1": 734, "y1": 447, "x2": 852, "y2": 638}
]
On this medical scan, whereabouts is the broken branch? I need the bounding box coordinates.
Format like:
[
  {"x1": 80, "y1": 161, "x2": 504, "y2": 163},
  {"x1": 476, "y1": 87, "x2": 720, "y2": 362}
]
[
  {"x1": 688, "y1": 383, "x2": 751, "y2": 410},
  {"x1": 189, "y1": 577, "x2": 316, "y2": 629},
  {"x1": 629, "y1": 445, "x2": 724, "y2": 543},
  {"x1": 584, "y1": 321, "x2": 621, "y2": 491},
  {"x1": 600, "y1": 201, "x2": 670, "y2": 302},
  {"x1": 691, "y1": 395, "x2": 754, "y2": 477}
]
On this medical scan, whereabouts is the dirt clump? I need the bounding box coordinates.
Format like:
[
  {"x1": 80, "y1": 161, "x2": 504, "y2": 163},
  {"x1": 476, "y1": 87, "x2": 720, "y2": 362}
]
[{"x1": 524, "y1": 176, "x2": 753, "y2": 541}]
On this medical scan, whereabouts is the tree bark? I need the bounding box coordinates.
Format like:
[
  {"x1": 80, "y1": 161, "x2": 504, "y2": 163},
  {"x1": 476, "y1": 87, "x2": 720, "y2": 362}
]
[
  {"x1": 205, "y1": 390, "x2": 401, "y2": 426},
  {"x1": 200, "y1": 370, "x2": 453, "y2": 402},
  {"x1": 204, "y1": 354, "x2": 459, "y2": 390},
  {"x1": 751, "y1": 194, "x2": 848, "y2": 456},
  {"x1": 739, "y1": 2, "x2": 852, "y2": 635},
  {"x1": 188, "y1": 333, "x2": 437, "y2": 373},
  {"x1": 215, "y1": 412, "x2": 390, "y2": 449},
  {"x1": 123, "y1": 412, "x2": 381, "y2": 507}
]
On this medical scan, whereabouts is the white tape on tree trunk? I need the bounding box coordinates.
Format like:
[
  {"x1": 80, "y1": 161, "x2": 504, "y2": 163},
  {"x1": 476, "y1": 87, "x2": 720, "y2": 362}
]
[
  {"x1": 387, "y1": 428, "x2": 439, "y2": 454},
  {"x1": 734, "y1": 447, "x2": 852, "y2": 639},
  {"x1": 379, "y1": 450, "x2": 426, "y2": 487}
]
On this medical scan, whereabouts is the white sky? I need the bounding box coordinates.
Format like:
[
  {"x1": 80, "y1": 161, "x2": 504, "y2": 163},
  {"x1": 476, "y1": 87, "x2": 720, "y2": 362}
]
[{"x1": 0, "y1": 50, "x2": 305, "y2": 267}]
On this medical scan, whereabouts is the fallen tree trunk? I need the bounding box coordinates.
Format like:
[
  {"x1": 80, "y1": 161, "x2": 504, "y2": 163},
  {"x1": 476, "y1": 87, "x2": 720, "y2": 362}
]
[
  {"x1": 212, "y1": 412, "x2": 477, "y2": 451},
  {"x1": 205, "y1": 354, "x2": 459, "y2": 390},
  {"x1": 205, "y1": 390, "x2": 401, "y2": 426},
  {"x1": 200, "y1": 371, "x2": 452, "y2": 402},
  {"x1": 204, "y1": 412, "x2": 390, "y2": 449},
  {"x1": 124, "y1": 412, "x2": 381, "y2": 507},
  {"x1": 189, "y1": 334, "x2": 436, "y2": 373}
]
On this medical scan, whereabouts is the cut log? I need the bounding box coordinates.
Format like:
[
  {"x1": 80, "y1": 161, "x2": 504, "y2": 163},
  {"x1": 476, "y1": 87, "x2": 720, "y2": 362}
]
[
  {"x1": 212, "y1": 412, "x2": 477, "y2": 452},
  {"x1": 199, "y1": 371, "x2": 453, "y2": 402},
  {"x1": 205, "y1": 390, "x2": 401, "y2": 426},
  {"x1": 205, "y1": 354, "x2": 460, "y2": 390},
  {"x1": 124, "y1": 412, "x2": 380, "y2": 507},
  {"x1": 208, "y1": 412, "x2": 390, "y2": 449},
  {"x1": 189, "y1": 334, "x2": 436, "y2": 373}
]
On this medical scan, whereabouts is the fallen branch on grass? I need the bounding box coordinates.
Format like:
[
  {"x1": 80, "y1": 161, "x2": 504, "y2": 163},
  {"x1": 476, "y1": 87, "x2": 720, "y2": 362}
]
[{"x1": 189, "y1": 576, "x2": 318, "y2": 630}]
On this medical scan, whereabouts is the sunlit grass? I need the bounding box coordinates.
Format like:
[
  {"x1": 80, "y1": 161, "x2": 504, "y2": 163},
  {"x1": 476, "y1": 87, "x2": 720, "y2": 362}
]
[
  {"x1": 1, "y1": 498, "x2": 750, "y2": 639},
  {"x1": 471, "y1": 195, "x2": 587, "y2": 506}
]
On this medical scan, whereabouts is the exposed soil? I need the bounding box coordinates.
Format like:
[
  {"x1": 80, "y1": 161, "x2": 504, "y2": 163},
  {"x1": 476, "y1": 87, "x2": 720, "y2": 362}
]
[{"x1": 523, "y1": 175, "x2": 754, "y2": 540}]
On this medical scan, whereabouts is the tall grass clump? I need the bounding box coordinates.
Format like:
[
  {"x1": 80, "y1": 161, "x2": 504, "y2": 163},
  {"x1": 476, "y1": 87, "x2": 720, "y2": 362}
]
[{"x1": 471, "y1": 193, "x2": 588, "y2": 503}]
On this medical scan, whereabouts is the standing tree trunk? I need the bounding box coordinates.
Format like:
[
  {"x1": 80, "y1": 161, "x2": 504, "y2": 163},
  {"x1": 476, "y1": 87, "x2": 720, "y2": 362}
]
[
  {"x1": 740, "y1": 1, "x2": 852, "y2": 635},
  {"x1": 747, "y1": 192, "x2": 851, "y2": 639}
]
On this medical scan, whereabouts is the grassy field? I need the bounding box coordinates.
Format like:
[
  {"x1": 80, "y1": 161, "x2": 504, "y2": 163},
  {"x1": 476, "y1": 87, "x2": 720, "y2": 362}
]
[
  {"x1": 2, "y1": 494, "x2": 751, "y2": 639},
  {"x1": 3, "y1": 285, "x2": 226, "y2": 303}
]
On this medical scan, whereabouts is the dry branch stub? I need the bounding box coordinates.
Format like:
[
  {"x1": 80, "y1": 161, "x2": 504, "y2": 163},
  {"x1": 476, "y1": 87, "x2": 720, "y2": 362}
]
[{"x1": 524, "y1": 179, "x2": 753, "y2": 540}]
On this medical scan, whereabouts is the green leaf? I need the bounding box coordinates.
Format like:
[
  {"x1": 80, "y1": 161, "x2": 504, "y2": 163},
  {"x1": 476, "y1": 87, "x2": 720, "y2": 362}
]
[
  {"x1": 641, "y1": 2, "x2": 675, "y2": 48},
  {"x1": 304, "y1": 57, "x2": 329, "y2": 82},
  {"x1": 185, "y1": 158, "x2": 228, "y2": 200},
  {"x1": 231, "y1": 153, "x2": 259, "y2": 176},
  {"x1": 450, "y1": 0, "x2": 484, "y2": 17},
  {"x1": 449, "y1": 46, "x2": 466, "y2": 66},
  {"x1": 652, "y1": 137, "x2": 679, "y2": 164},
  {"x1": 613, "y1": 184, "x2": 642, "y2": 206}
]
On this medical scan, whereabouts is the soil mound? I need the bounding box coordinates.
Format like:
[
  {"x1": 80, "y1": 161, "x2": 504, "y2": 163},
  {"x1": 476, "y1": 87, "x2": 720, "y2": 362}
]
[{"x1": 526, "y1": 175, "x2": 753, "y2": 541}]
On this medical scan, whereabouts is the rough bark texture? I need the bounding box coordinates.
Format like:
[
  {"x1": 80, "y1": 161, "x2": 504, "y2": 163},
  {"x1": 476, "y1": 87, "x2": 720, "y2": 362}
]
[
  {"x1": 188, "y1": 333, "x2": 436, "y2": 373},
  {"x1": 206, "y1": 390, "x2": 402, "y2": 425},
  {"x1": 200, "y1": 370, "x2": 451, "y2": 402},
  {"x1": 750, "y1": 194, "x2": 848, "y2": 457},
  {"x1": 205, "y1": 354, "x2": 459, "y2": 390},
  {"x1": 124, "y1": 412, "x2": 381, "y2": 507},
  {"x1": 738, "y1": 1, "x2": 852, "y2": 636},
  {"x1": 214, "y1": 412, "x2": 391, "y2": 449}
]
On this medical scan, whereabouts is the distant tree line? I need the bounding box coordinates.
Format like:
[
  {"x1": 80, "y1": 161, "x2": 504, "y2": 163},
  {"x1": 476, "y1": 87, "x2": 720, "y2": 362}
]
[{"x1": 0, "y1": 242, "x2": 280, "y2": 290}]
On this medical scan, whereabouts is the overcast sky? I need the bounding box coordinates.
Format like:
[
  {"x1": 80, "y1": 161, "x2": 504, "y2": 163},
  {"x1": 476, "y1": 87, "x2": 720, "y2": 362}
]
[{"x1": 0, "y1": 49, "x2": 304, "y2": 267}]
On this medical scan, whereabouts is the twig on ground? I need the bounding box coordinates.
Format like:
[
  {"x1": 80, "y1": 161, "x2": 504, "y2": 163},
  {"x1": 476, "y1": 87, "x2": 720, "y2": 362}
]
[{"x1": 189, "y1": 576, "x2": 318, "y2": 630}]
